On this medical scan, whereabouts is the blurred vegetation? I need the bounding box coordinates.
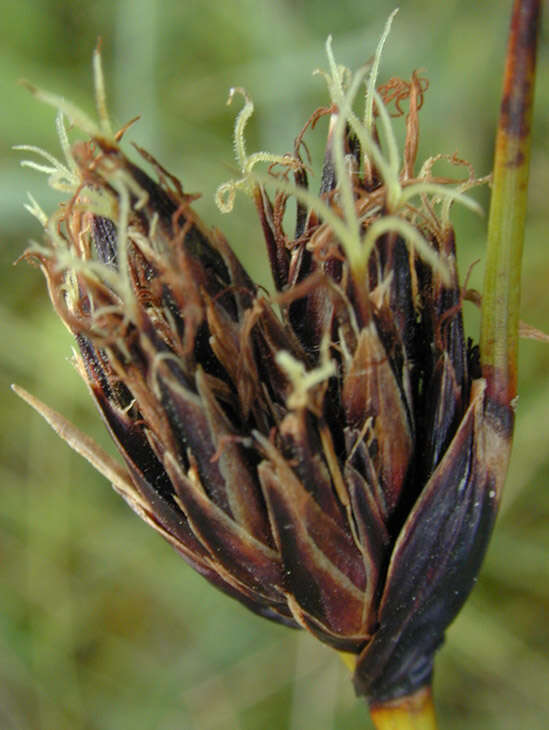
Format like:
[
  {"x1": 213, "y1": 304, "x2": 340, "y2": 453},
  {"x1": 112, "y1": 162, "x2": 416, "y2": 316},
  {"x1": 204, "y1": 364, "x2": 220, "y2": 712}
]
[{"x1": 1, "y1": 1, "x2": 548, "y2": 728}]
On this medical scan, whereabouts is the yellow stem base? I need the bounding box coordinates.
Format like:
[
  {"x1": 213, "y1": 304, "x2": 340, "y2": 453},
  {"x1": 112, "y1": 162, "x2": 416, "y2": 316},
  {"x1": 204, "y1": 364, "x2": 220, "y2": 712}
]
[{"x1": 369, "y1": 687, "x2": 437, "y2": 730}]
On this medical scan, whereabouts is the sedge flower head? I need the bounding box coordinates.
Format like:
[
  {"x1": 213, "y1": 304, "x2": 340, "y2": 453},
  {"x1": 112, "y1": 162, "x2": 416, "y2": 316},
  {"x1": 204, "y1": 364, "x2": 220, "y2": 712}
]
[{"x1": 16, "y1": 14, "x2": 515, "y2": 707}]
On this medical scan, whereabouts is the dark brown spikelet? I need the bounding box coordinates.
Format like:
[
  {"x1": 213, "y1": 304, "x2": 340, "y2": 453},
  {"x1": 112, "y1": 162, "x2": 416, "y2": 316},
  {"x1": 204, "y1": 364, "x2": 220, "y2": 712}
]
[{"x1": 17, "y1": 20, "x2": 523, "y2": 708}]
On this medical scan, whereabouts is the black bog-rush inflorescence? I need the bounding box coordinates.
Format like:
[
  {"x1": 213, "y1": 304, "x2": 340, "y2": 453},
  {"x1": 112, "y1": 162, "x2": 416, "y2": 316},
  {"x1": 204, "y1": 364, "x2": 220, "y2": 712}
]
[{"x1": 16, "y1": 12, "x2": 528, "y2": 710}]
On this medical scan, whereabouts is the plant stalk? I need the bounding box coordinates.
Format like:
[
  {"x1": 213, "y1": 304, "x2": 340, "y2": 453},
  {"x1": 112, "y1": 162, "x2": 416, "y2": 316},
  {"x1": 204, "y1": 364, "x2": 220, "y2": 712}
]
[
  {"x1": 480, "y1": 0, "x2": 541, "y2": 406},
  {"x1": 369, "y1": 687, "x2": 437, "y2": 730}
]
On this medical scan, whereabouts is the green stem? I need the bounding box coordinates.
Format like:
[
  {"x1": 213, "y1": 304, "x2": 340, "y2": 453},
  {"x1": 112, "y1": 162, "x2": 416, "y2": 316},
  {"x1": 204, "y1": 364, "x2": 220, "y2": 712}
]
[{"x1": 480, "y1": 0, "x2": 541, "y2": 406}]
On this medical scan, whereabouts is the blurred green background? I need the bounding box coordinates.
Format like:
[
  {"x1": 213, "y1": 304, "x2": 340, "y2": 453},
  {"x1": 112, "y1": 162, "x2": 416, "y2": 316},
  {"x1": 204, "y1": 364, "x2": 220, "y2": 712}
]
[{"x1": 1, "y1": 1, "x2": 548, "y2": 728}]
